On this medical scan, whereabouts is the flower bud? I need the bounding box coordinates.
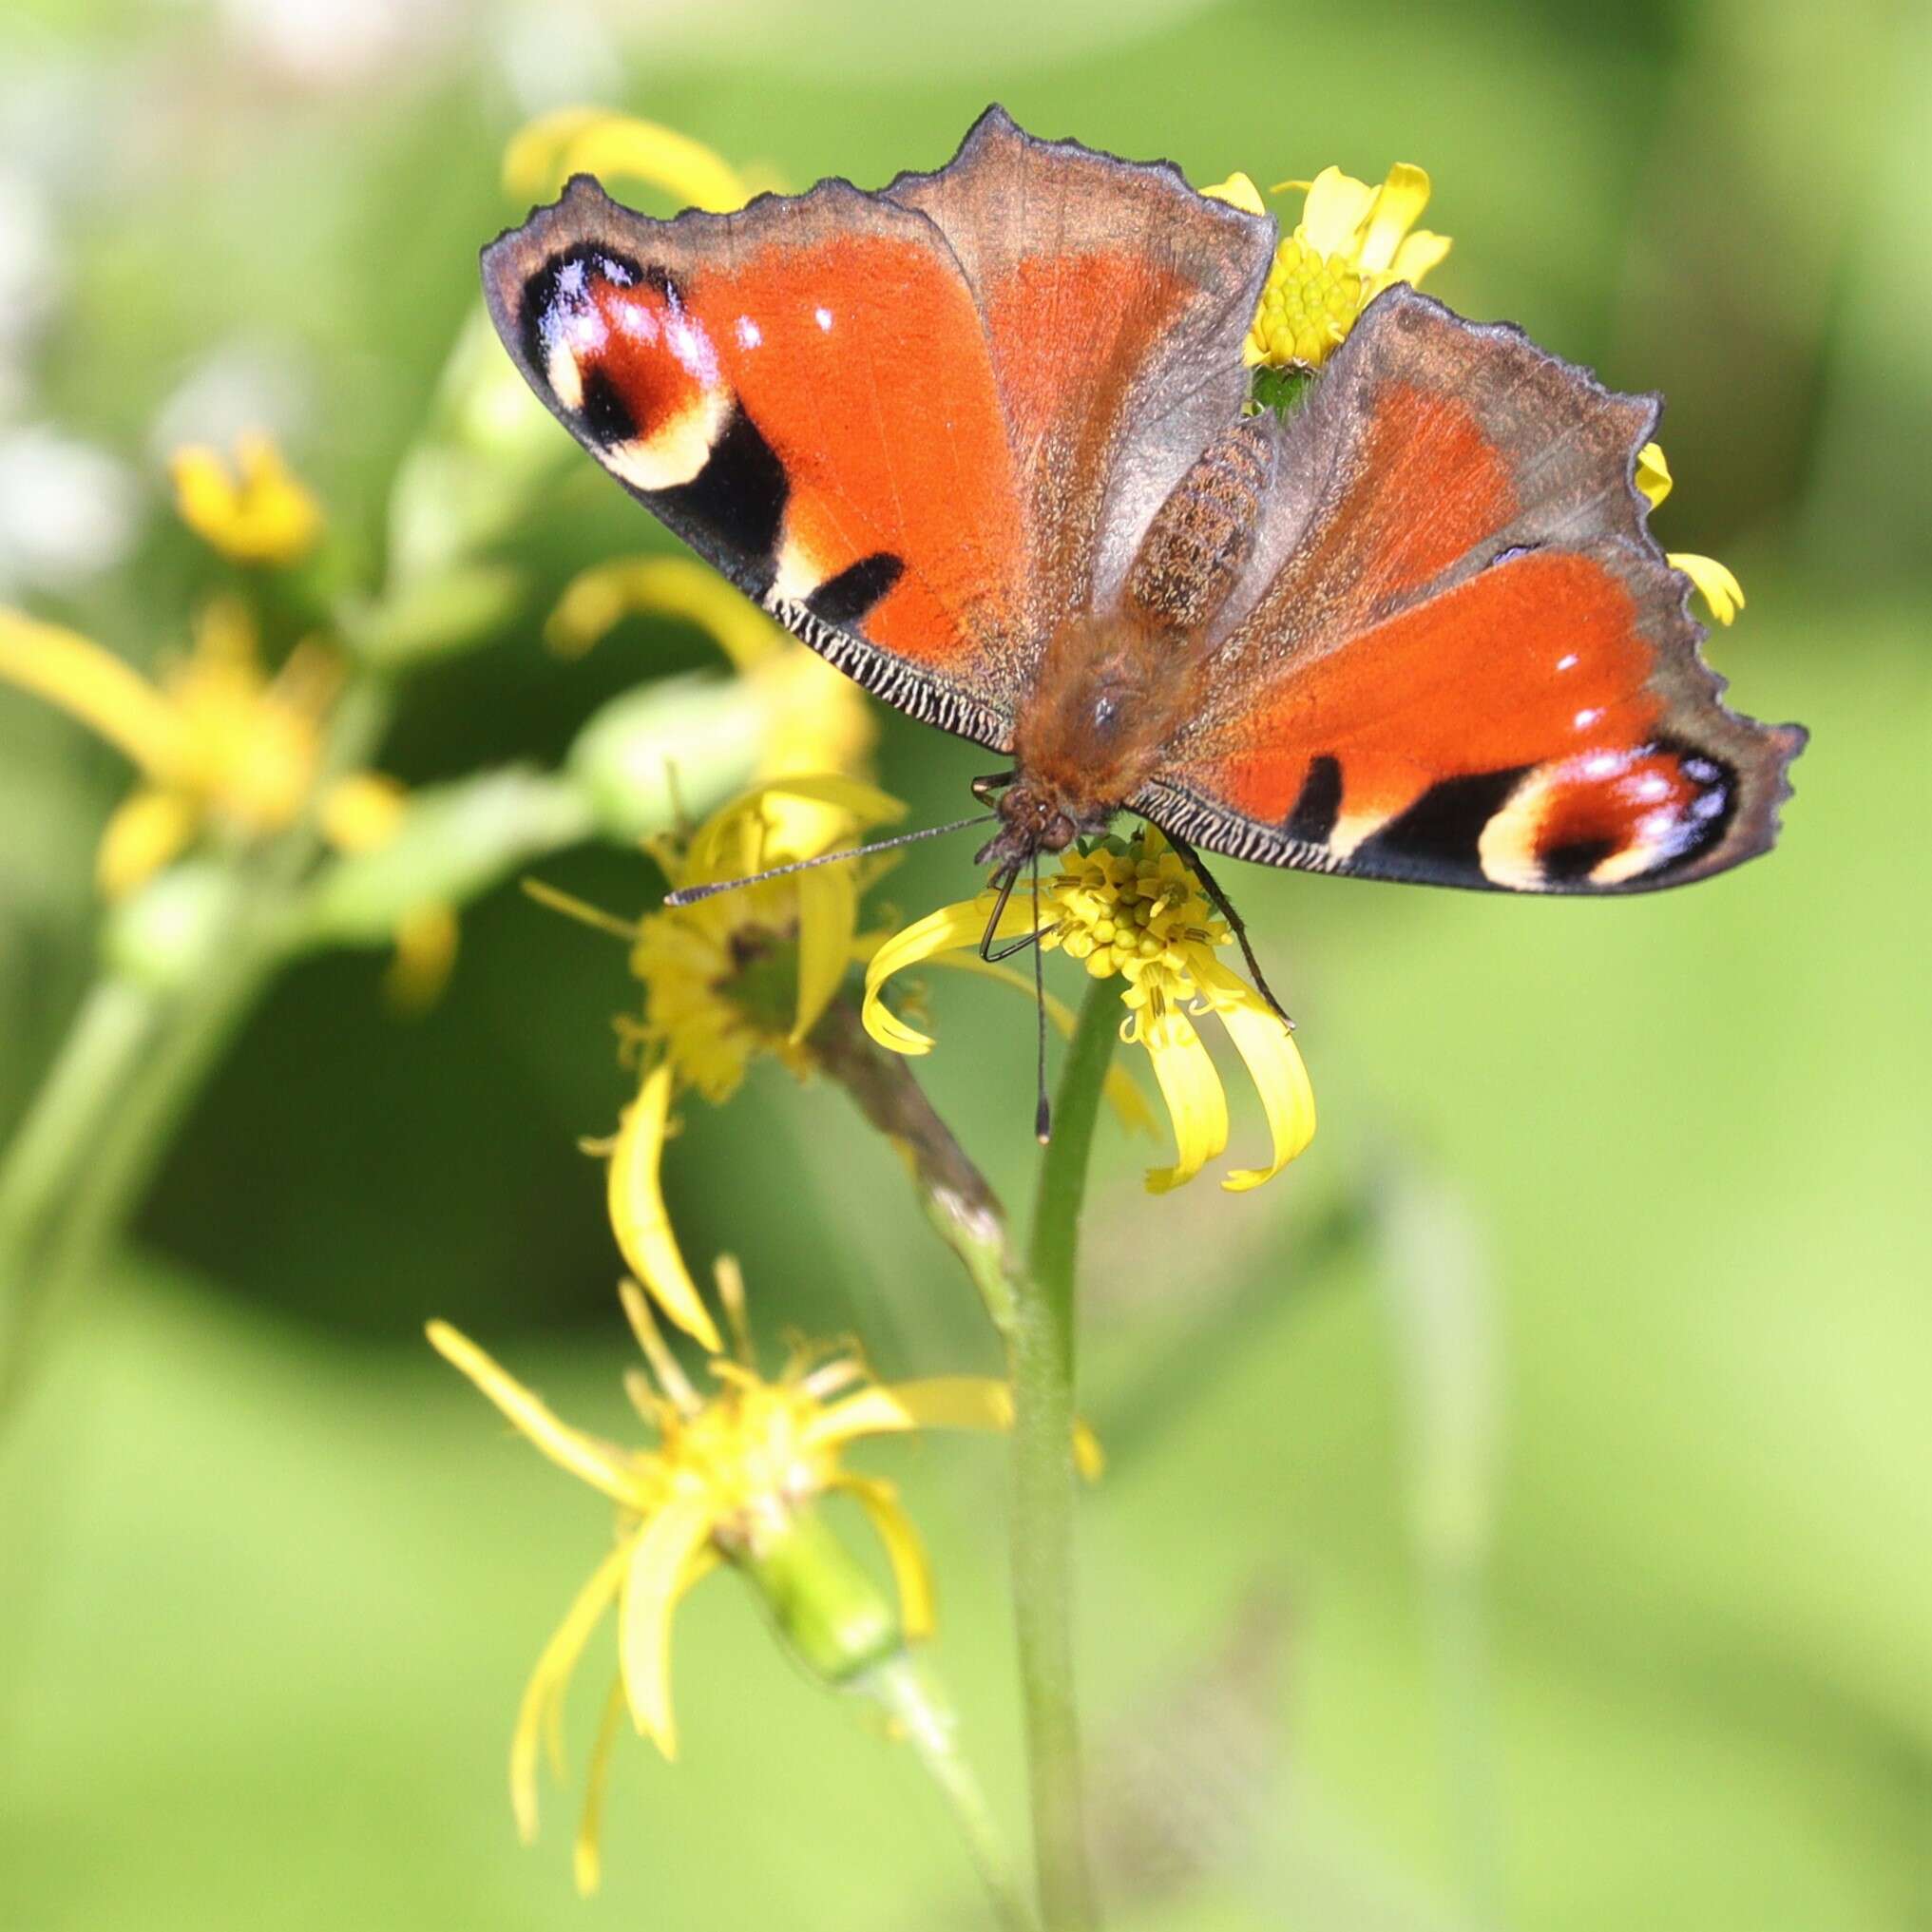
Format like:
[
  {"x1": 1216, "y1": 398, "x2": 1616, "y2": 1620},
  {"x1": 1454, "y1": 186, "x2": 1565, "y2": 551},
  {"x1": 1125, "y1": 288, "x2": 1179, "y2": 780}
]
[
  {"x1": 737, "y1": 1508, "x2": 904, "y2": 1688},
  {"x1": 101, "y1": 859, "x2": 246, "y2": 990}
]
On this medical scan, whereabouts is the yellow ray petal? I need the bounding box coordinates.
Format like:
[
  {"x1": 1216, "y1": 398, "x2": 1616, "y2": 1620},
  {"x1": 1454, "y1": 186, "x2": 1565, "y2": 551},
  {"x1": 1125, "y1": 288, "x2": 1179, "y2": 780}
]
[
  {"x1": 509, "y1": 1543, "x2": 629, "y2": 1842},
  {"x1": 504, "y1": 107, "x2": 753, "y2": 213},
  {"x1": 808, "y1": 1376, "x2": 1102, "y2": 1479},
  {"x1": 835, "y1": 1475, "x2": 936, "y2": 1642},
  {"x1": 1142, "y1": 1009, "x2": 1230, "y2": 1193},
  {"x1": 792, "y1": 860, "x2": 858, "y2": 1043},
  {"x1": 545, "y1": 554, "x2": 783, "y2": 669},
  {"x1": 1385, "y1": 226, "x2": 1452, "y2": 286},
  {"x1": 924, "y1": 952, "x2": 1158, "y2": 1136},
  {"x1": 572, "y1": 1674, "x2": 631, "y2": 1896},
  {"x1": 385, "y1": 905, "x2": 459, "y2": 1012},
  {"x1": 170, "y1": 434, "x2": 323, "y2": 566},
  {"x1": 618, "y1": 1493, "x2": 717, "y2": 1757},
  {"x1": 1200, "y1": 171, "x2": 1268, "y2": 216},
  {"x1": 0, "y1": 610, "x2": 180, "y2": 772},
  {"x1": 426, "y1": 1320, "x2": 636, "y2": 1505},
  {"x1": 1297, "y1": 166, "x2": 1377, "y2": 257},
  {"x1": 1197, "y1": 964, "x2": 1317, "y2": 1191},
  {"x1": 1358, "y1": 163, "x2": 1433, "y2": 275},
  {"x1": 1635, "y1": 441, "x2": 1674, "y2": 509},
  {"x1": 1669, "y1": 550, "x2": 1746, "y2": 625},
  {"x1": 617, "y1": 1276, "x2": 702, "y2": 1415},
  {"x1": 95, "y1": 788, "x2": 199, "y2": 898},
  {"x1": 608, "y1": 1064, "x2": 723, "y2": 1353},
  {"x1": 318, "y1": 770, "x2": 407, "y2": 852},
  {"x1": 862, "y1": 895, "x2": 1043, "y2": 1054}
]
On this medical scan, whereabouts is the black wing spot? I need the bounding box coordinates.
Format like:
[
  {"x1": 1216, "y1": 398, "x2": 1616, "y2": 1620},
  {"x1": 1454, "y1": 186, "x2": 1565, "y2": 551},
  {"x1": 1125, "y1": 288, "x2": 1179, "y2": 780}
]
[
  {"x1": 654, "y1": 405, "x2": 789, "y2": 577},
  {"x1": 1359, "y1": 766, "x2": 1532, "y2": 887},
  {"x1": 1540, "y1": 836, "x2": 1617, "y2": 883},
  {"x1": 1284, "y1": 755, "x2": 1343, "y2": 846},
  {"x1": 806, "y1": 552, "x2": 905, "y2": 625},
  {"x1": 577, "y1": 367, "x2": 637, "y2": 447}
]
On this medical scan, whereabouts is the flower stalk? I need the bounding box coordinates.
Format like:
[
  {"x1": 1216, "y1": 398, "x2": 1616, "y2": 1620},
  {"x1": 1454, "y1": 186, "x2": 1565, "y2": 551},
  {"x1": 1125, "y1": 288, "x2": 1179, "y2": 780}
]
[{"x1": 1008, "y1": 972, "x2": 1118, "y2": 1930}]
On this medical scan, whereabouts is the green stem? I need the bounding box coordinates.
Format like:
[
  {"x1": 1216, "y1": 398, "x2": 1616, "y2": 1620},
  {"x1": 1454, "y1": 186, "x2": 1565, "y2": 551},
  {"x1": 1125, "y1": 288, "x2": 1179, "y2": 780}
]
[
  {"x1": 0, "y1": 674, "x2": 395, "y2": 1411},
  {"x1": 860, "y1": 1654, "x2": 1038, "y2": 1932},
  {"x1": 1009, "y1": 972, "x2": 1117, "y2": 1930}
]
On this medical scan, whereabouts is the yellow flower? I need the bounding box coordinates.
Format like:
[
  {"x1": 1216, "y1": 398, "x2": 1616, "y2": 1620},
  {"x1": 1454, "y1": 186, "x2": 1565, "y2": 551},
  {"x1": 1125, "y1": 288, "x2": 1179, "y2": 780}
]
[
  {"x1": 526, "y1": 777, "x2": 900, "y2": 1343},
  {"x1": 0, "y1": 597, "x2": 336, "y2": 896},
  {"x1": 865, "y1": 827, "x2": 1315, "y2": 1194},
  {"x1": 169, "y1": 431, "x2": 324, "y2": 567},
  {"x1": 546, "y1": 554, "x2": 876, "y2": 781},
  {"x1": 503, "y1": 107, "x2": 758, "y2": 212},
  {"x1": 1636, "y1": 441, "x2": 1747, "y2": 626},
  {"x1": 427, "y1": 1263, "x2": 1095, "y2": 1891},
  {"x1": 1204, "y1": 164, "x2": 1450, "y2": 371}
]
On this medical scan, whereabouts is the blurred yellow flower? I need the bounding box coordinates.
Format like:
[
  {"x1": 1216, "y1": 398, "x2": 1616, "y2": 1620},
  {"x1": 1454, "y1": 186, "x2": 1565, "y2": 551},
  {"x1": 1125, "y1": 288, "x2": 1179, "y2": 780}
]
[
  {"x1": 1205, "y1": 163, "x2": 1450, "y2": 372},
  {"x1": 504, "y1": 107, "x2": 756, "y2": 212},
  {"x1": 428, "y1": 1262, "x2": 1089, "y2": 1890},
  {"x1": 866, "y1": 827, "x2": 1315, "y2": 1194},
  {"x1": 546, "y1": 554, "x2": 876, "y2": 781},
  {"x1": 1636, "y1": 441, "x2": 1747, "y2": 626},
  {"x1": 169, "y1": 431, "x2": 323, "y2": 567},
  {"x1": 0, "y1": 597, "x2": 336, "y2": 896}
]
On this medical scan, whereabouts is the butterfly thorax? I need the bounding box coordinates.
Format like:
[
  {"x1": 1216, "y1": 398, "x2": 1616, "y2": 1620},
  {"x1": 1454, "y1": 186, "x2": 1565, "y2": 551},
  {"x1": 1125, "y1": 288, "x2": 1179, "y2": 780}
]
[{"x1": 979, "y1": 420, "x2": 1275, "y2": 871}]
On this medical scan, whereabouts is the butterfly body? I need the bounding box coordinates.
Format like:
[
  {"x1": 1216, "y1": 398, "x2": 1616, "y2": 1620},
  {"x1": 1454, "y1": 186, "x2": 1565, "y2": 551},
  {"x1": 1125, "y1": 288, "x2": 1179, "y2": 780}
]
[{"x1": 484, "y1": 108, "x2": 1802, "y2": 899}]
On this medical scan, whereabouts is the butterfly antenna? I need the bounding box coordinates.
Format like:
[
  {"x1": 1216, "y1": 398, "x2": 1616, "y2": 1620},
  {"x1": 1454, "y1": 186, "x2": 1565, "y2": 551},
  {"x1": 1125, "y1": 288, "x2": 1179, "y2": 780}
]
[
  {"x1": 1162, "y1": 826, "x2": 1294, "y2": 1029},
  {"x1": 1031, "y1": 849, "x2": 1051, "y2": 1144},
  {"x1": 663, "y1": 811, "x2": 997, "y2": 908}
]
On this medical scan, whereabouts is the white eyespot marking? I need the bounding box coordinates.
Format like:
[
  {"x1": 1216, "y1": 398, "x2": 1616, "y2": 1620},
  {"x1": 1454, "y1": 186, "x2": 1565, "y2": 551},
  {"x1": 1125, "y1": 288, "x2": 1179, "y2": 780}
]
[
  {"x1": 600, "y1": 387, "x2": 732, "y2": 493},
  {"x1": 1556, "y1": 652, "x2": 1580, "y2": 673},
  {"x1": 1582, "y1": 751, "x2": 1624, "y2": 782},
  {"x1": 771, "y1": 528, "x2": 833, "y2": 604},
  {"x1": 1328, "y1": 807, "x2": 1392, "y2": 861},
  {"x1": 663, "y1": 312, "x2": 720, "y2": 388},
  {"x1": 813, "y1": 305, "x2": 833, "y2": 333},
  {"x1": 615, "y1": 298, "x2": 660, "y2": 342},
  {"x1": 1684, "y1": 756, "x2": 1720, "y2": 783},
  {"x1": 736, "y1": 315, "x2": 762, "y2": 350},
  {"x1": 1573, "y1": 706, "x2": 1603, "y2": 731},
  {"x1": 1634, "y1": 772, "x2": 1672, "y2": 804}
]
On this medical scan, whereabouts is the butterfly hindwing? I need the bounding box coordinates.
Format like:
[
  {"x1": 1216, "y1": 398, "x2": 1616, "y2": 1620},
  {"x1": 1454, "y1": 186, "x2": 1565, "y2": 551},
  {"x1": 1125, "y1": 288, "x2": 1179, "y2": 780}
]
[{"x1": 1138, "y1": 287, "x2": 1804, "y2": 893}]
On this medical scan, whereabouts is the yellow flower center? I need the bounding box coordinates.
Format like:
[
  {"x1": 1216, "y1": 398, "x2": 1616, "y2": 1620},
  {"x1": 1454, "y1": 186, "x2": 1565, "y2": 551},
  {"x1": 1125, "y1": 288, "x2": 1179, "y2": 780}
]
[
  {"x1": 1248, "y1": 237, "x2": 1366, "y2": 369},
  {"x1": 653, "y1": 1372, "x2": 838, "y2": 1554},
  {"x1": 1041, "y1": 835, "x2": 1231, "y2": 1039}
]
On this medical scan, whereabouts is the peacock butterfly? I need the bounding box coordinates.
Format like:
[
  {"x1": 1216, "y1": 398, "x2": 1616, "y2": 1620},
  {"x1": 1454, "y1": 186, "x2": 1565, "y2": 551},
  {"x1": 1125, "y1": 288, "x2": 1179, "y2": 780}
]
[{"x1": 481, "y1": 106, "x2": 1803, "y2": 943}]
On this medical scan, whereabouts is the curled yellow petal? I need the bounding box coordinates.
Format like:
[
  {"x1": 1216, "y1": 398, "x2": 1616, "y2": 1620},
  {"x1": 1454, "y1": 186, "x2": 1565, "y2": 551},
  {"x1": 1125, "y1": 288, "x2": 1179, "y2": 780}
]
[
  {"x1": 1385, "y1": 226, "x2": 1452, "y2": 287},
  {"x1": 862, "y1": 894, "x2": 1043, "y2": 1055},
  {"x1": 1197, "y1": 962, "x2": 1317, "y2": 1191},
  {"x1": 509, "y1": 1544, "x2": 628, "y2": 1842},
  {"x1": 1635, "y1": 441, "x2": 1674, "y2": 509},
  {"x1": 1200, "y1": 171, "x2": 1268, "y2": 216},
  {"x1": 545, "y1": 554, "x2": 782, "y2": 669},
  {"x1": 1142, "y1": 1008, "x2": 1230, "y2": 1194},
  {"x1": 608, "y1": 1063, "x2": 723, "y2": 1353},
  {"x1": 0, "y1": 608, "x2": 180, "y2": 772},
  {"x1": 95, "y1": 788, "x2": 198, "y2": 898},
  {"x1": 426, "y1": 1320, "x2": 637, "y2": 1505},
  {"x1": 835, "y1": 1475, "x2": 936, "y2": 1643},
  {"x1": 1670, "y1": 550, "x2": 1746, "y2": 626},
  {"x1": 924, "y1": 952, "x2": 1157, "y2": 1136},
  {"x1": 618, "y1": 1493, "x2": 717, "y2": 1757},
  {"x1": 504, "y1": 107, "x2": 752, "y2": 213},
  {"x1": 572, "y1": 1674, "x2": 629, "y2": 1896}
]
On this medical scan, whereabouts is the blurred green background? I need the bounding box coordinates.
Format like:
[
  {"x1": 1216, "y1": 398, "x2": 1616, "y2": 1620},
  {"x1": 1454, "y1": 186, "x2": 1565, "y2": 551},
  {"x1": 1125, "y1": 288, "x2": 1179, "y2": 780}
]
[{"x1": 1, "y1": 0, "x2": 1927, "y2": 1927}]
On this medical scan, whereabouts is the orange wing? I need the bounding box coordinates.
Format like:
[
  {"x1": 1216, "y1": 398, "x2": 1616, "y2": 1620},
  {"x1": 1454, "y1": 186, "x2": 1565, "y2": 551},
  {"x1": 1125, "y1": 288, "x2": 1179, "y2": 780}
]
[
  {"x1": 1138, "y1": 288, "x2": 1805, "y2": 892},
  {"x1": 481, "y1": 108, "x2": 1274, "y2": 754}
]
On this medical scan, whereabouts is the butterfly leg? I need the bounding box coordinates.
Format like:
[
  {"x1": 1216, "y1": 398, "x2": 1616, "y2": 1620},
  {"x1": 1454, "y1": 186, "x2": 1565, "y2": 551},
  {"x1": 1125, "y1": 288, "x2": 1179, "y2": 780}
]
[{"x1": 1161, "y1": 826, "x2": 1295, "y2": 1030}]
